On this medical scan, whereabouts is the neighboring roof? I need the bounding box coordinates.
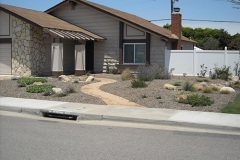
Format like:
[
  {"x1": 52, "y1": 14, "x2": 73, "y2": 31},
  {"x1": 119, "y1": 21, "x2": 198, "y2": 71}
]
[
  {"x1": 46, "y1": 0, "x2": 196, "y2": 43},
  {"x1": 0, "y1": 3, "x2": 104, "y2": 41}
]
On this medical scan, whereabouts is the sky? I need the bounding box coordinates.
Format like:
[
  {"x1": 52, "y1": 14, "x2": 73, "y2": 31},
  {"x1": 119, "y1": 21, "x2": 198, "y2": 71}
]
[{"x1": 1, "y1": 0, "x2": 239, "y2": 35}]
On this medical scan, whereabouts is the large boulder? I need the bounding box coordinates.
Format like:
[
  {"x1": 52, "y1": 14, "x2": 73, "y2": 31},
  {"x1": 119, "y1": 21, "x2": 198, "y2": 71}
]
[
  {"x1": 59, "y1": 75, "x2": 71, "y2": 82},
  {"x1": 85, "y1": 76, "x2": 94, "y2": 82},
  {"x1": 163, "y1": 84, "x2": 177, "y2": 90},
  {"x1": 52, "y1": 88, "x2": 63, "y2": 94},
  {"x1": 220, "y1": 87, "x2": 235, "y2": 94}
]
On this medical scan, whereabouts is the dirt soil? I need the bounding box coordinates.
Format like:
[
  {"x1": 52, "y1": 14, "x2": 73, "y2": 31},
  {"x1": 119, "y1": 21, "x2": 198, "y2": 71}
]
[{"x1": 0, "y1": 74, "x2": 239, "y2": 113}]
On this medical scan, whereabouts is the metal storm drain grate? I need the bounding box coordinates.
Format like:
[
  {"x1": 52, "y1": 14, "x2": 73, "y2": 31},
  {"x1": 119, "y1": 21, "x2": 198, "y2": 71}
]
[{"x1": 41, "y1": 110, "x2": 78, "y2": 120}]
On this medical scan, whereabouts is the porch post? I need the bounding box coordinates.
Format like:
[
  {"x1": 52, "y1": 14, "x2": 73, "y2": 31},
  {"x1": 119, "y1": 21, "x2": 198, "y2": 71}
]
[
  {"x1": 75, "y1": 45, "x2": 86, "y2": 75},
  {"x1": 51, "y1": 43, "x2": 63, "y2": 76}
]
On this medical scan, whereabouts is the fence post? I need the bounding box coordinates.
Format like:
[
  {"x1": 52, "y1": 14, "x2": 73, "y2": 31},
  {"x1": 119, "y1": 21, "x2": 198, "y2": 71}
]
[
  {"x1": 224, "y1": 46, "x2": 227, "y2": 66},
  {"x1": 193, "y1": 47, "x2": 196, "y2": 76}
]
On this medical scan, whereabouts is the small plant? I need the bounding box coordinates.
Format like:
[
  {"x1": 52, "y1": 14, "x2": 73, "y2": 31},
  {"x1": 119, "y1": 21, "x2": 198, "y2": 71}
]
[
  {"x1": 214, "y1": 65, "x2": 232, "y2": 80},
  {"x1": 183, "y1": 73, "x2": 187, "y2": 77},
  {"x1": 131, "y1": 80, "x2": 147, "y2": 88},
  {"x1": 203, "y1": 87, "x2": 212, "y2": 93},
  {"x1": 182, "y1": 82, "x2": 194, "y2": 92},
  {"x1": 42, "y1": 89, "x2": 54, "y2": 96},
  {"x1": 141, "y1": 94, "x2": 147, "y2": 98},
  {"x1": 211, "y1": 86, "x2": 220, "y2": 91},
  {"x1": 196, "y1": 79, "x2": 209, "y2": 83},
  {"x1": 137, "y1": 65, "x2": 156, "y2": 81},
  {"x1": 178, "y1": 94, "x2": 214, "y2": 107},
  {"x1": 155, "y1": 67, "x2": 174, "y2": 80},
  {"x1": 173, "y1": 81, "x2": 182, "y2": 86},
  {"x1": 18, "y1": 83, "x2": 26, "y2": 87},
  {"x1": 197, "y1": 64, "x2": 207, "y2": 77},
  {"x1": 74, "y1": 80, "x2": 79, "y2": 83},
  {"x1": 121, "y1": 68, "x2": 134, "y2": 81},
  {"x1": 26, "y1": 84, "x2": 55, "y2": 93},
  {"x1": 156, "y1": 96, "x2": 162, "y2": 99},
  {"x1": 65, "y1": 87, "x2": 76, "y2": 94},
  {"x1": 17, "y1": 77, "x2": 47, "y2": 85}
]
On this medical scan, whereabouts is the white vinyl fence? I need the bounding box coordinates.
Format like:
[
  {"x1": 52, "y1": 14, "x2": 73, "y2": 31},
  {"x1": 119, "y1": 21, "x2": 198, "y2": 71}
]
[{"x1": 165, "y1": 47, "x2": 240, "y2": 76}]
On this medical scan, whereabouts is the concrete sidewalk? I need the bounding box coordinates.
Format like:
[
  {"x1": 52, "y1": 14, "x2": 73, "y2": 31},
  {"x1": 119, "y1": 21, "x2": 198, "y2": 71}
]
[{"x1": 0, "y1": 97, "x2": 240, "y2": 131}]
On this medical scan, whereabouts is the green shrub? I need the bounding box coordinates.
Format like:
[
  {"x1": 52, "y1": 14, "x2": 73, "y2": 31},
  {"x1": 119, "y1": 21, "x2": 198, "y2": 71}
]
[
  {"x1": 17, "y1": 77, "x2": 47, "y2": 85},
  {"x1": 65, "y1": 87, "x2": 76, "y2": 93},
  {"x1": 203, "y1": 87, "x2": 212, "y2": 93},
  {"x1": 155, "y1": 67, "x2": 174, "y2": 80},
  {"x1": 211, "y1": 86, "x2": 220, "y2": 91},
  {"x1": 221, "y1": 93, "x2": 240, "y2": 114},
  {"x1": 137, "y1": 65, "x2": 173, "y2": 81},
  {"x1": 214, "y1": 65, "x2": 232, "y2": 80},
  {"x1": 173, "y1": 81, "x2": 182, "y2": 86},
  {"x1": 121, "y1": 68, "x2": 135, "y2": 81},
  {"x1": 18, "y1": 83, "x2": 26, "y2": 87},
  {"x1": 196, "y1": 79, "x2": 209, "y2": 82},
  {"x1": 178, "y1": 94, "x2": 214, "y2": 107},
  {"x1": 26, "y1": 84, "x2": 55, "y2": 93},
  {"x1": 131, "y1": 80, "x2": 147, "y2": 88},
  {"x1": 183, "y1": 82, "x2": 194, "y2": 92},
  {"x1": 137, "y1": 66, "x2": 155, "y2": 81}
]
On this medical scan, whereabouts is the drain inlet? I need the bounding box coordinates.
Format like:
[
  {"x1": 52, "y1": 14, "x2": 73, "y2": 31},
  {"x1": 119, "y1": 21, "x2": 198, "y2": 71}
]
[{"x1": 42, "y1": 112, "x2": 77, "y2": 120}]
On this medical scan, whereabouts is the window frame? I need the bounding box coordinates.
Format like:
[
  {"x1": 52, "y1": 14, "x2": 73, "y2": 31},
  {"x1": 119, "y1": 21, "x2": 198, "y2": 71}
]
[{"x1": 123, "y1": 43, "x2": 146, "y2": 64}]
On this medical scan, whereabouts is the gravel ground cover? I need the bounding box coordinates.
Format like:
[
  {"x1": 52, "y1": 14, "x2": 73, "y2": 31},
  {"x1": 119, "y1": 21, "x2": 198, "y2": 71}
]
[{"x1": 0, "y1": 74, "x2": 239, "y2": 113}]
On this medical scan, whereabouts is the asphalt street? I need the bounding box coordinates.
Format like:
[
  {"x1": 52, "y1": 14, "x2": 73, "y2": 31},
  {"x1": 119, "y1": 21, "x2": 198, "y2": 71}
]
[{"x1": 0, "y1": 114, "x2": 240, "y2": 160}]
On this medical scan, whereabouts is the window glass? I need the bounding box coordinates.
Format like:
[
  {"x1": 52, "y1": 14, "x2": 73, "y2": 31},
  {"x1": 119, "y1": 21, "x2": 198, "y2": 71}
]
[
  {"x1": 124, "y1": 44, "x2": 134, "y2": 63},
  {"x1": 135, "y1": 44, "x2": 146, "y2": 63}
]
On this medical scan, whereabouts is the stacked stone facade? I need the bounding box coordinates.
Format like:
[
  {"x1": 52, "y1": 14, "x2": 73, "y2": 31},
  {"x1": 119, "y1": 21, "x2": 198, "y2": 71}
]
[{"x1": 11, "y1": 16, "x2": 46, "y2": 76}]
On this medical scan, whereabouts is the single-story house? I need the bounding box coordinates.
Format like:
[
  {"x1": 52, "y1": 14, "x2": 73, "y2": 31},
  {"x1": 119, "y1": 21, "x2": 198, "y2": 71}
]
[{"x1": 0, "y1": 0, "x2": 196, "y2": 76}]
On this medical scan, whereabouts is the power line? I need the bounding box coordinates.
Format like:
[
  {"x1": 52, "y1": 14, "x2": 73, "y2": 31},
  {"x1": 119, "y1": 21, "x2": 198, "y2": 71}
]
[{"x1": 149, "y1": 18, "x2": 240, "y2": 23}]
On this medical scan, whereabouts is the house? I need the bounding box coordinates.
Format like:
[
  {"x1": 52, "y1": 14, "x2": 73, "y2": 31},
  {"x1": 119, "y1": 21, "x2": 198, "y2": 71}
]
[{"x1": 0, "y1": 0, "x2": 195, "y2": 76}]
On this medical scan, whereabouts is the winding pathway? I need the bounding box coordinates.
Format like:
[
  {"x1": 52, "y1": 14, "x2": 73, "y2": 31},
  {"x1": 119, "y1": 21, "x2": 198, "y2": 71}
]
[{"x1": 81, "y1": 78, "x2": 141, "y2": 106}]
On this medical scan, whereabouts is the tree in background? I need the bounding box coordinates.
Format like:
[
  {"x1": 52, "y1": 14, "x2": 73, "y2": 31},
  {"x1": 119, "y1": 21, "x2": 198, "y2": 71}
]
[{"x1": 163, "y1": 24, "x2": 239, "y2": 50}]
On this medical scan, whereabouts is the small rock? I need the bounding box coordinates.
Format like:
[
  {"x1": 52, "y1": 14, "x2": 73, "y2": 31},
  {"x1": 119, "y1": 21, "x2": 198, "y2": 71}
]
[
  {"x1": 175, "y1": 94, "x2": 189, "y2": 101},
  {"x1": 220, "y1": 87, "x2": 235, "y2": 94},
  {"x1": 33, "y1": 82, "x2": 43, "y2": 85},
  {"x1": 52, "y1": 88, "x2": 63, "y2": 94},
  {"x1": 163, "y1": 84, "x2": 177, "y2": 90},
  {"x1": 231, "y1": 76, "x2": 239, "y2": 82},
  {"x1": 59, "y1": 75, "x2": 71, "y2": 82},
  {"x1": 85, "y1": 76, "x2": 94, "y2": 82},
  {"x1": 192, "y1": 84, "x2": 204, "y2": 91},
  {"x1": 199, "y1": 82, "x2": 209, "y2": 87}
]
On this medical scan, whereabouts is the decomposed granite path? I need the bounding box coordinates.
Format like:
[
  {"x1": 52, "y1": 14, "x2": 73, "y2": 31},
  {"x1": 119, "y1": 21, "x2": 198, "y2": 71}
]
[{"x1": 81, "y1": 78, "x2": 141, "y2": 106}]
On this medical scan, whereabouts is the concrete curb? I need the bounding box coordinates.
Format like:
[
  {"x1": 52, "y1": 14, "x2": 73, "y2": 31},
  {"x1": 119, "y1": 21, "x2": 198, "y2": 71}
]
[
  {"x1": 38, "y1": 108, "x2": 240, "y2": 132},
  {"x1": 1, "y1": 97, "x2": 240, "y2": 132}
]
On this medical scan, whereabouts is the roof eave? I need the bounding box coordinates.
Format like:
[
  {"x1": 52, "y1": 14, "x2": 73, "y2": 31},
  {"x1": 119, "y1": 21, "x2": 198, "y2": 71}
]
[
  {"x1": 0, "y1": 6, "x2": 43, "y2": 29},
  {"x1": 45, "y1": 0, "x2": 172, "y2": 41}
]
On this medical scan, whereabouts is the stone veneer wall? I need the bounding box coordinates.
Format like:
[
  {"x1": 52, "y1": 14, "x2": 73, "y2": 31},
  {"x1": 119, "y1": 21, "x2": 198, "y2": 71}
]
[{"x1": 11, "y1": 16, "x2": 46, "y2": 76}]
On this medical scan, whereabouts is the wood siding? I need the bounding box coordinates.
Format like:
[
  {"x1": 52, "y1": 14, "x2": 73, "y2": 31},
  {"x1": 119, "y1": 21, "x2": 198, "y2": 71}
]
[
  {"x1": 150, "y1": 34, "x2": 165, "y2": 66},
  {"x1": 51, "y1": 3, "x2": 119, "y2": 72}
]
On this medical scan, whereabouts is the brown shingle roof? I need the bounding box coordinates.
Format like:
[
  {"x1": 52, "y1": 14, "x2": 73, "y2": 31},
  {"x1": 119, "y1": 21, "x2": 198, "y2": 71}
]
[
  {"x1": 46, "y1": 0, "x2": 195, "y2": 43},
  {"x1": 0, "y1": 3, "x2": 104, "y2": 40}
]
